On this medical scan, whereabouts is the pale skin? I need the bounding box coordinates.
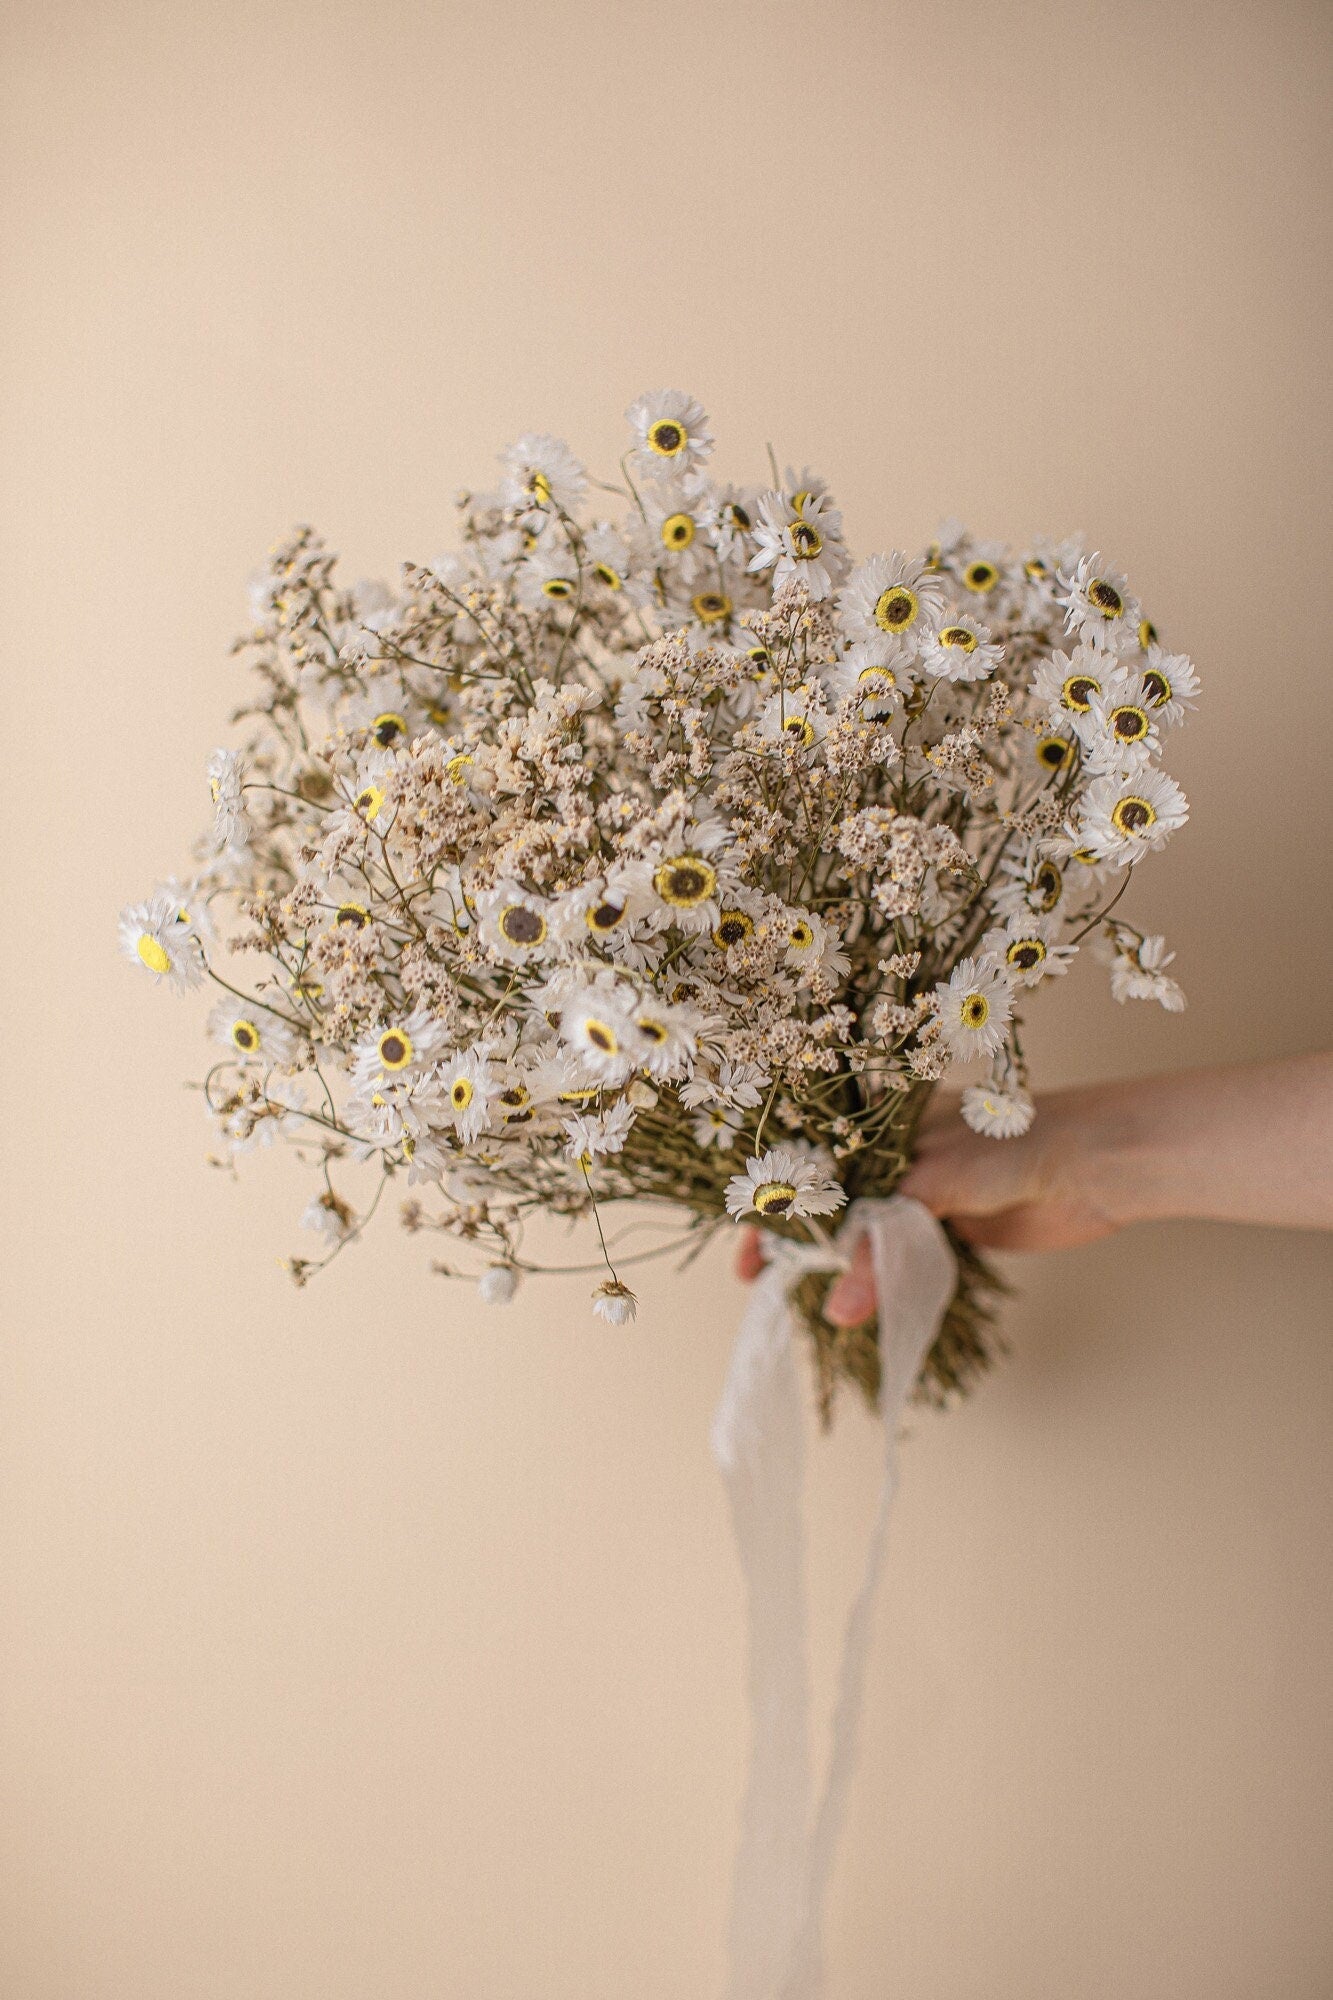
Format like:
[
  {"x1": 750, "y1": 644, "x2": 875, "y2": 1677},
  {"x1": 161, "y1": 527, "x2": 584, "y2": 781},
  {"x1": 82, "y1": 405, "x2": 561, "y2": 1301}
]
[{"x1": 736, "y1": 1054, "x2": 1333, "y2": 1326}]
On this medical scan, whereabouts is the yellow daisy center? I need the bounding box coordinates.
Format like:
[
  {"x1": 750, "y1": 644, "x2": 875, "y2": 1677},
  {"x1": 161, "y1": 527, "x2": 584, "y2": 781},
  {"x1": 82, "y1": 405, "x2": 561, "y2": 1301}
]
[
  {"x1": 1033, "y1": 862, "x2": 1063, "y2": 911},
  {"x1": 378, "y1": 1029, "x2": 413, "y2": 1070},
  {"x1": 1142, "y1": 668, "x2": 1171, "y2": 708},
  {"x1": 594, "y1": 563, "x2": 623, "y2": 591},
  {"x1": 961, "y1": 993, "x2": 990, "y2": 1028},
  {"x1": 789, "y1": 920, "x2": 815, "y2": 950},
  {"x1": 874, "y1": 585, "x2": 918, "y2": 632},
  {"x1": 790, "y1": 520, "x2": 823, "y2": 560},
  {"x1": 635, "y1": 1015, "x2": 669, "y2": 1044},
  {"x1": 1088, "y1": 577, "x2": 1124, "y2": 616},
  {"x1": 939, "y1": 624, "x2": 978, "y2": 651},
  {"x1": 528, "y1": 469, "x2": 553, "y2": 503},
  {"x1": 1110, "y1": 704, "x2": 1151, "y2": 742},
  {"x1": 355, "y1": 783, "x2": 385, "y2": 821},
  {"x1": 335, "y1": 901, "x2": 370, "y2": 928},
  {"x1": 498, "y1": 903, "x2": 546, "y2": 947},
  {"x1": 136, "y1": 934, "x2": 171, "y2": 974},
  {"x1": 1111, "y1": 794, "x2": 1156, "y2": 836},
  {"x1": 372, "y1": 711, "x2": 406, "y2": 746},
  {"x1": 582, "y1": 1018, "x2": 619, "y2": 1055},
  {"x1": 661, "y1": 513, "x2": 695, "y2": 550},
  {"x1": 585, "y1": 899, "x2": 626, "y2": 935},
  {"x1": 964, "y1": 560, "x2": 998, "y2": 593},
  {"x1": 1139, "y1": 618, "x2": 1158, "y2": 649},
  {"x1": 231, "y1": 1019, "x2": 260, "y2": 1052},
  {"x1": 450, "y1": 1077, "x2": 474, "y2": 1109},
  {"x1": 754, "y1": 1180, "x2": 798, "y2": 1216},
  {"x1": 724, "y1": 501, "x2": 752, "y2": 531},
  {"x1": 541, "y1": 575, "x2": 576, "y2": 599},
  {"x1": 445, "y1": 753, "x2": 473, "y2": 785},
  {"x1": 1062, "y1": 672, "x2": 1101, "y2": 711},
  {"x1": 783, "y1": 714, "x2": 815, "y2": 747},
  {"x1": 1037, "y1": 735, "x2": 1075, "y2": 772},
  {"x1": 653, "y1": 856, "x2": 717, "y2": 908},
  {"x1": 713, "y1": 910, "x2": 754, "y2": 949},
  {"x1": 647, "y1": 417, "x2": 686, "y2": 457},
  {"x1": 692, "y1": 590, "x2": 732, "y2": 623},
  {"x1": 1006, "y1": 938, "x2": 1046, "y2": 973}
]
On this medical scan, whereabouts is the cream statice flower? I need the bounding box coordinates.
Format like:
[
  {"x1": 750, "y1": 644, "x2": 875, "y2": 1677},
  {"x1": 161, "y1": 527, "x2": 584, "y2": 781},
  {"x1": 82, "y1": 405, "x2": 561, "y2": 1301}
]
[
  {"x1": 123, "y1": 407, "x2": 1197, "y2": 1392},
  {"x1": 724, "y1": 1146, "x2": 847, "y2": 1220},
  {"x1": 625, "y1": 389, "x2": 713, "y2": 481}
]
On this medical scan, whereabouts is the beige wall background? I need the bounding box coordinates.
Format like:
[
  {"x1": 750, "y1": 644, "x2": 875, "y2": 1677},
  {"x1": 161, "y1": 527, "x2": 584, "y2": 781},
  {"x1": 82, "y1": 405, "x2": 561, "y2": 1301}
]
[{"x1": 3, "y1": 1, "x2": 1332, "y2": 1993}]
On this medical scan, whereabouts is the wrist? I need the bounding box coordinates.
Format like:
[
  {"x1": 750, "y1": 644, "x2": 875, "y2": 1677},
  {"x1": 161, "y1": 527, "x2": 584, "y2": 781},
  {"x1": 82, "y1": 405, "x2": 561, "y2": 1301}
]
[{"x1": 1049, "y1": 1083, "x2": 1170, "y2": 1232}]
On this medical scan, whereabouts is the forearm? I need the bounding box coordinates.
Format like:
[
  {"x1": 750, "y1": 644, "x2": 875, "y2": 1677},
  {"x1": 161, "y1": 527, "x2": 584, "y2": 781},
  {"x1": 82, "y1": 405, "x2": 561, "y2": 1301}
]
[{"x1": 1080, "y1": 1054, "x2": 1333, "y2": 1233}]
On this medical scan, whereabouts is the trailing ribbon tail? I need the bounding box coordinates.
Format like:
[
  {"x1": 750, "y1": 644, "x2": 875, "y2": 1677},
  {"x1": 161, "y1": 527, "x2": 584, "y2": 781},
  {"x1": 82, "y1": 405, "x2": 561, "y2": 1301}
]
[{"x1": 712, "y1": 1196, "x2": 957, "y2": 2000}]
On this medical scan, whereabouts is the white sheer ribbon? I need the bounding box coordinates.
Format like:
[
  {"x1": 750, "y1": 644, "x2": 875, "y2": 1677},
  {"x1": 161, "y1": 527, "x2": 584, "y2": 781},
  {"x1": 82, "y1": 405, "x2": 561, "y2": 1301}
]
[{"x1": 711, "y1": 1196, "x2": 957, "y2": 2000}]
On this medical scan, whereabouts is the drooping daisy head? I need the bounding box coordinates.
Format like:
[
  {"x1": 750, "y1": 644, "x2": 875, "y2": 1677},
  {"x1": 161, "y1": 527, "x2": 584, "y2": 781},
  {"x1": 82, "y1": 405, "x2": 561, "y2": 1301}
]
[
  {"x1": 724, "y1": 1144, "x2": 848, "y2": 1222},
  {"x1": 624, "y1": 389, "x2": 714, "y2": 482},
  {"x1": 960, "y1": 1080, "x2": 1035, "y2": 1138},
  {"x1": 590, "y1": 1279, "x2": 639, "y2": 1325}
]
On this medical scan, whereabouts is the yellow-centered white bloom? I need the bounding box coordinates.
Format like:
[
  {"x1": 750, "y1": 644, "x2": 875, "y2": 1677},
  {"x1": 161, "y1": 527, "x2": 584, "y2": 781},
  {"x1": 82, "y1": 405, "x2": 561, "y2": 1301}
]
[{"x1": 724, "y1": 1144, "x2": 847, "y2": 1220}]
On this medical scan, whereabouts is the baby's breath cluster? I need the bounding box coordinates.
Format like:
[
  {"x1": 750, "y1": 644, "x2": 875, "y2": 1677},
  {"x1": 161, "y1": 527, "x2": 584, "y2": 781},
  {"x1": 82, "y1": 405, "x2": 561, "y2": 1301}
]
[{"x1": 121, "y1": 392, "x2": 1197, "y2": 1405}]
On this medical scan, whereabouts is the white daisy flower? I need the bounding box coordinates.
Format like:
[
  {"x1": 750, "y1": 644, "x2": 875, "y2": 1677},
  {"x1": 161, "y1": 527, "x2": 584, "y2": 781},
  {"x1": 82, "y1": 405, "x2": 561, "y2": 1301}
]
[
  {"x1": 498, "y1": 432, "x2": 588, "y2": 514},
  {"x1": 748, "y1": 490, "x2": 848, "y2": 602},
  {"x1": 724, "y1": 1144, "x2": 847, "y2": 1221},
  {"x1": 961, "y1": 1080, "x2": 1035, "y2": 1138},
  {"x1": 516, "y1": 530, "x2": 582, "y2": 611},
  {"x1": 931, "y1": 956, "x2": 1012, "y2": 1061},
  {"x1": 1074, "y1": 767, "x2": 1189, "y2": 861},
  {"x1": 208, "y1": 999, "x2": 302, "y2": 1066},
  {"x1": 679, "y1": 1057, "x2": 770, "y2": 1112},
  {"x1": 119, "y1": 892, "x2": 206, "y2": 990},
  {"x1": 476, "y1": 882, "x2": 555, "y2": 963},
  {"x1": 642, "y1": 479, "x2": 712, "y2": 579},
  {"x1": 626, "y1": 998, "x2": 699, "y2": 1080},
  {"x1": 825, "y1": 652, "x2": 906, "y2": 720},
  {"x1": 1029, "y1": 645, "x2": 1128, "y2": 726},
  {"x1": 757, "y1": 679, "x2": 827, "y2": 753},
  {"x1": 979, "y1": 914, "x2": 1077, "y2": 988},
  {"x1": 591, "y1": 1279, "x2": 638, "y2": 1325},
  {"x1": 1056, "y1": 551, "x2": 1142, "y2": 653},
  {"x1": 917, "y1": 614, "x2": 1004, "y2": 685},
  {"x1": 350, "y1": 1009, "x2": 450, "y2": 1092},
  {"x1": 559, "y1": 983, "x2": 636, "y2": 1084},
  {"x1": 707, "y1": 485, "x2": 761, "y2": 564},
  {"x1": 837, "y1": 551, "x2": 946, "y2": 656},
  {"x1": 436, "y1": 1044, "x2": 498, "y2": 1144},
  {"x1": 953, "y1": 539, "x2": 1012, "y2": 603},
  {"x1": 625, "y1": 389, "x2": 714, "y2": 482},
  {"x1": 1073, "y1": 677, "x2": 1162, "y2": 775},
  {"x1": 691, "y1": 1104, "x2": 743, "y2": 1150},
  {"x1": 206, "y1": 748, "x2": 251, "y2": 855},
  {"x1": 562, "y1": 1097, "x2": 635, "y2": 1164},
  {"x1": 642, "y1": 847, "x2": 727, "y2": 936},
  {"x1": 1139, "y1": 645, "x2": 1201, "y2": 727},
  {"x1": 994, "y1": 850, "x2": 1070, "y2": 921},
  {"x1": 584, "y1": 523, "x2": 646, "y2": 603},
  {"x1": 478, "y1": 1264, "x2": 519, "y2": 1305},
  {"x1": 1103, "y1": 929, "x2": 1186, "y2": 1010}
]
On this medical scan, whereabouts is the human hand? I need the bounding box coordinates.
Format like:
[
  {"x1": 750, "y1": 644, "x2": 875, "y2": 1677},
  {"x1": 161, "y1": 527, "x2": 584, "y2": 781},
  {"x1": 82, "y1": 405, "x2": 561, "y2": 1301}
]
[{"x1": 734, "y1": 1085, "x2": 1130, "y2": 1325}]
